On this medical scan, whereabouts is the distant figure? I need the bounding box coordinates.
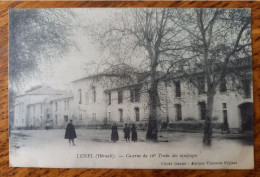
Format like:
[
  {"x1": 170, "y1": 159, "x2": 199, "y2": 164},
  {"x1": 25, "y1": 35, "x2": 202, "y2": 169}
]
[
  {"x1": 123, "y1": 124, "x2": 130, "y2": 142},
  {"x1": 46, "y1": 122, "x2": 50, "y2": 131},
  {"x1": 131, "y1": 124, "x2": 137, "y2": 142},
  {"x1": 111, "y1": 123, "x2": 119, "y2": 142},
  {"x1": 65, "y1": 120, "x2": 77, "y2": 146}
]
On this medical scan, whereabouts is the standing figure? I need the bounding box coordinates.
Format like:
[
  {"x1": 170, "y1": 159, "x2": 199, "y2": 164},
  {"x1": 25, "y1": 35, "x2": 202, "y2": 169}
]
[
  {"x1": 123, "y1": 124, "x2": 130, "y2": 142},
  {"x1": 111, "y1": 123, "x2": 119, "y2": 142},
  {"x1": 131, "y1": 124, "x2": 137, "y2": 142},
  {"x1": 65, "y1": 120, "x2": 77, "y2": 146},
  {"x1": 46, "y1": 121, "x2": 50, "y2": 131}
]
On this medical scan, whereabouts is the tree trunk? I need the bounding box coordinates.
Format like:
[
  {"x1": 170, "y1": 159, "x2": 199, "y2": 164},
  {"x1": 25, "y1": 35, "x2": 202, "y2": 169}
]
[
  {"x1": 203, "y1": 90, "x2": 214, "y2": 146},
  {"x1": 146, "y1": 83, "x2": 158, "y2": 141},
  {"x1": 146, "y1": 52, "x2": 158, "y2": 141}
]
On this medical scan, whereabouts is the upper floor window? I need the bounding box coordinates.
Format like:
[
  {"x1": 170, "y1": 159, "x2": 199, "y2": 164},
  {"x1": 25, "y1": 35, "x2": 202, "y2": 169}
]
[
  {"x1": 41, "y1": 104, "x2": 43, "y2": 113},
  {"x1": 108, "y1": 92, "x2": 111, "y2": 105},
  {"x1": 118, "y1": 90, "x2": 123, "y2": 104},
  {"x1": 242, "y1": 79, "x2": 251, "y2": 98},
  {"x1": 92, "y1": 86, "x2": 96, "y2": 103},
  {"x1": 79, "y1": 89, "x2": 82, "y2": 104},
  {"x1": 174, "y1": 81, "x2": 181, "y2": 97},
  {"x1": 198, "y1": 76, "x2": 206, "y2": 95},
  {"x1": 219, "y1": 78, "x2": 227, "y2": 92},
  {"x1": 130, "y1": 88, "x2": 140, "y2": 102},
  {"x1": 64, "y1": 100, "x2": 69, "y2": 110}
]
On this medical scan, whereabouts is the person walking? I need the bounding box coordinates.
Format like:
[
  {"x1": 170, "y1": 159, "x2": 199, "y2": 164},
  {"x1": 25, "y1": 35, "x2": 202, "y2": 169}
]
[
  {"x1": 123, "y1": 124, "x2": 130, "y2": 142},
  {"x1": 111, "y1": 123, "x2": 119, "y2": 142},
  {"x1": 65, "y1": 120, "x2": 77, "y2": 146},
  {"x1": 131, "y1": 124, "x2": 137, "y2": 142}
]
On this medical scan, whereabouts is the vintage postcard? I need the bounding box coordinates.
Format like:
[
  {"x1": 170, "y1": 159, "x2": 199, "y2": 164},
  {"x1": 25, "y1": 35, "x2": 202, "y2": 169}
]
[{"x1": 9, "y1": 8, "x2": 254, "y2": 169}]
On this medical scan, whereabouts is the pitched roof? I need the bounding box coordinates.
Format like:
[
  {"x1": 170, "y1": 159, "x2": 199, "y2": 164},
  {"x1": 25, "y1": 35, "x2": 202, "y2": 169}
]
[
  {"x1": 25, "y1": 86, "x2": 67, "y2": 95},
  {"x1": 16, "y1": 86, "x2": 68, "y2": 98},
  {"x1": 50, "y1": 93, "x2": 73, "y2": 102}
]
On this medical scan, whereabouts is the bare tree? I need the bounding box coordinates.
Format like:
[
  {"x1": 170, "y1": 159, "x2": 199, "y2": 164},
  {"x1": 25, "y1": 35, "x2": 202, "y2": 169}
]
[
  {"x1": 9, "y1": 9, "x2": 76, "y2": 88},
  {"x1": 91, "y1": 9, "x2": 186, "y2": 141},
  {"x1": 172, "y1": 9, "x2": 251, "y2": 145}
]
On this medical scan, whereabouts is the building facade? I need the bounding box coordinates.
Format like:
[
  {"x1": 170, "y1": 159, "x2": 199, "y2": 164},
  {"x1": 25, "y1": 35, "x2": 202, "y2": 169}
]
[
  {"x1": 13, "y1": 86, "x2": 74, "y2": 129},
  {"x1": 13, "y1": 71, "x2": 253, "y2": 132}
]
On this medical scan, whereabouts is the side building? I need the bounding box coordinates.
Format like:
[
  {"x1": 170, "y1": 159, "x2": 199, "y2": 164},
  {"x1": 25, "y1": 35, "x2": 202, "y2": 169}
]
[{"x1": 13, "y1": 86, "x2": 74, "y2": 129}]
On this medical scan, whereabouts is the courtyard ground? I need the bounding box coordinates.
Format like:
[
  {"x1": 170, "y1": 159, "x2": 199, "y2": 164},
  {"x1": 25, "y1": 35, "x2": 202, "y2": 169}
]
[{"x1": 9, "y1": 129, "x2": 254, "y2": 169}]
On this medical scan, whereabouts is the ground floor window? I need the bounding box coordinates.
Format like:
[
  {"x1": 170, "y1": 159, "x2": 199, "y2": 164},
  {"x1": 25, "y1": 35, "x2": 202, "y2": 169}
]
[
  {"x1": 135, "y1": 107, "x2": 140, "y2": 122},
  {"x1": 119, "y1": 109, "x2": 123, "y2": 122},
  {"x1": 175, "y1": 104, "x2": 182, "y2": 121},
  {"x1": 55, "y1": 115, "x2": 58, "y2": 125},
  {"x1": 198, "y1": 102, "x2": 206, "y2": 120},
  {"x1": 64, "y1": 115, "x2": 68, "y2": 122}
]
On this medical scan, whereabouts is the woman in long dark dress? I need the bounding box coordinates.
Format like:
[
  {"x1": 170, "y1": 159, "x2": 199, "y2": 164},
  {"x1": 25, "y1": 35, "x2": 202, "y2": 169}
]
[
  {"x1": 131, "y1": 124, "x2": 137, "y2": 142},
  {"x1": 111, "y1": 123, "x2": 119, "y2": 142},
  {"x1": 123, "y1": 124, "x2": 130, "y2": 142},
  {"x1": 65, "y1": 120, "x2": 77, "y2": 146}
]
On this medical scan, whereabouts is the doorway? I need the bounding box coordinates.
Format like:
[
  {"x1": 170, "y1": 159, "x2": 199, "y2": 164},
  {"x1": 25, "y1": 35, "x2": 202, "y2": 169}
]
[
  {"x1": 198, "y1": 102, "x2": 206, "y2": 120},
  {"x1": 239, "y1": 102, "x2": 254, "y2": 132}
]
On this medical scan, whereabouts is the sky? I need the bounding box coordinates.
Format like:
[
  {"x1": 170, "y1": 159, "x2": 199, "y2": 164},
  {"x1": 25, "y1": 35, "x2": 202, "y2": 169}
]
[{"x1": 13, "y1": 9, "x2": 123, "y2": 93}]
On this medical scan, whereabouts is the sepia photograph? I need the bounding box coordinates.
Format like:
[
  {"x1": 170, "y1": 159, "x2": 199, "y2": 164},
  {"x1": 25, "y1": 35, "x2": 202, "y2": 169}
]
[{"x1": 9, "y1": 8, "x2": 254, "y2": 169}]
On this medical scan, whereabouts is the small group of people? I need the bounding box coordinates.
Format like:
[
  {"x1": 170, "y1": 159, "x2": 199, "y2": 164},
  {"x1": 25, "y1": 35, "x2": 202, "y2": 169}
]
[
  {"x1": 111, "y1": 123, "x2": 137, "y2": 142},
  {"x1": 64, "y1": 120, "x2": 138, "y2": 145}
]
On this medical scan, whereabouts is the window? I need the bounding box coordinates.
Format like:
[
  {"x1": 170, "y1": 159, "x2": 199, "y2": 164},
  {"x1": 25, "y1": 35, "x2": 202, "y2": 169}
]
[
  {"x1": 130, "y1": 90, "x2": 134, "y2": 102},
  {"x1": 79, "y1": 89, "x2": 82, "y2": 104},
  {"x1": 175, "y1": 104, "x2": 182, "y2": 121},
  {"x1": 222, "y1": 103, "x2": 229, "y2": 132},
  {"x1": 92, "y1": 86, "x2": 96, "y2": 103},
  {"x1": 55, "y1": 102, "x2": 58, "y2": 111},
  {"x1": 130, "y1": 88, "x2": 140, "y2": 102},
  {"x1": 222, "y1": 103, "x2": 227, "y2": 109},
  {"x1": 134, "y1": 88, "x2": 140, "y2": 102},
  {"x1": 108, "y1": 112, "x2": 111, "y2": 119},
  {"x1": 64, "y1": 115, "x2": 68, "y2": 122},
  {"x1": 199, "y1": 102, "x2": 206, "y2": 120},
  {"x1": 67, "y1": 100, "x2": 69, "y2": 110},
  {"x1": 108, "y1": 92, "x2": 111, "y2": 105},
  {"x1": 118, "y1": 90, "x2": 123, "y2": 104},
  {"x1": 55, "y1": 115, "x2": 58, "y2": 125},
  {"x1": 41, "y1": 104, "x2": 43, "y2": 113},
  {"x1": 220, "y1": 78, "x2": 227, "y2": 92},
  {"x1": 242, "y1": 79, "x2": 251, "y2": 98},
  {"x1": 33, "y1": 105, "x2": 35, "y2": 114},
  {"x1": 64, "y1": 100, "x2": 66, "y2": 110},
  {"x1": 223, "y1": 110, "x2": 228, "y2": 122},
  {"x1": 175, "y1": 81, "x2": 181, "y2": 97},
  {"x1": 79, "y1": 114, "x2": 82, "y2": 120},
  {"x1": 198, "y1": 76, "x2": 206, "y2": 95},
  {"x1": 85, "y1": 92, "x2": 89, "y2": 105},
  {"x1": 119, "y1": 109, "x2": 123, "y2": 122},
  {"x1": 135, "y1": 107, "x2": 140, "y2": 122}
]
